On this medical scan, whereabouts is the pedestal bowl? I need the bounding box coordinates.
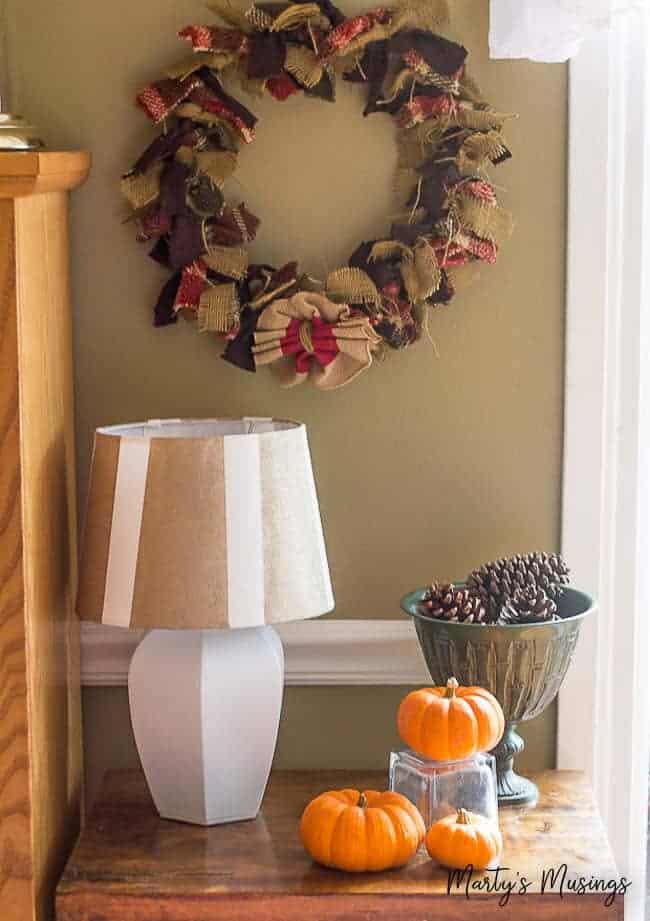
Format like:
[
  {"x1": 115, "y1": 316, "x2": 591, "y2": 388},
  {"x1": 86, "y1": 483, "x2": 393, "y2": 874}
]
[{"x1": 401, "y1": 587, "x2": 596, "y2": 807}]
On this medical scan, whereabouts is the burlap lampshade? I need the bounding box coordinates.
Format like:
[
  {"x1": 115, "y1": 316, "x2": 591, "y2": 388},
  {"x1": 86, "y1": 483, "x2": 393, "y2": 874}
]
[{"x1": 77, "y1": 418, "x2": 334, "y2": 630}]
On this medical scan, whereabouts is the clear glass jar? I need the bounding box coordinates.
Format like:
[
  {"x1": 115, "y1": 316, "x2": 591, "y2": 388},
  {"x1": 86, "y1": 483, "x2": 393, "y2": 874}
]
[{"x1": 389, "y1": 748, "x2": 498, "y2": 827}]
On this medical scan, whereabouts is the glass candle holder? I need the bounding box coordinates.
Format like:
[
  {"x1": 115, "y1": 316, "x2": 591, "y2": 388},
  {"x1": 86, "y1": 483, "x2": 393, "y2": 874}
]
[{"x1": 389, "y1": 748, "x2": 498, "y2": 827}]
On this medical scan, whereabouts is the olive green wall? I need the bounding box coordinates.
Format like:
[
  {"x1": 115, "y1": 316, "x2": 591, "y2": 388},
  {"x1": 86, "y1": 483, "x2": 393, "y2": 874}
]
[
  {"x1": 82, "y1": 687, "x2": 556, "y2": 808},
  {"x1": 6, "y1": 0, "x2": 567, "y2": 805}
]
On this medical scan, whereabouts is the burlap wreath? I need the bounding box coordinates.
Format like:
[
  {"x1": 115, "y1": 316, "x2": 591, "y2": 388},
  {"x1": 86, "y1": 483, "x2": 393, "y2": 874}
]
[{"x1": 122, "y1": 0, "x2": 515, "y2": 390}]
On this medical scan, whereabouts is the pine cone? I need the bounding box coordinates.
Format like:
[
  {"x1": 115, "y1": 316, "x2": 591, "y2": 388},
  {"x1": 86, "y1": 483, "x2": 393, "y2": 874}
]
[
  {"x1": 467, "y1": 551, "x2": 570, "y2": 617},
  {"x1": 418, "y1": 583, "x2": 488, "y2": 624},
  {"x1": 518, "y1": 551, "x2": 570, "y2": 600},
  {"x1": 498, "y1": 586, "x2": 558, "y2": 625},
  {"x1": 467, "y1": 557, "x2": 524, "y2": 618}
]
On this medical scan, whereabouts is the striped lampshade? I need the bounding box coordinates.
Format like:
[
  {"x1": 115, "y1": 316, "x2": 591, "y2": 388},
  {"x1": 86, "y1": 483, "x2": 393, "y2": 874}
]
[{"x1": 76, "y1": 418, "x2": 334, "y2": 629}]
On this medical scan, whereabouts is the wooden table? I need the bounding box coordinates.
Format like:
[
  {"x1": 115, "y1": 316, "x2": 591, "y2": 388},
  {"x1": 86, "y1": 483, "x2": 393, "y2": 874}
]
[{"x1": 57, "y1": 769, "x2": 623, "y2": 920}]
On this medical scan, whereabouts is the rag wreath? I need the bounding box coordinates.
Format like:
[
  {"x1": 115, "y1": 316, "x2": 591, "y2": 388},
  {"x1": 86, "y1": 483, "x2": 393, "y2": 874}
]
[{"x1": 122, "y1": 0, "x2": 515, "y2": 390}]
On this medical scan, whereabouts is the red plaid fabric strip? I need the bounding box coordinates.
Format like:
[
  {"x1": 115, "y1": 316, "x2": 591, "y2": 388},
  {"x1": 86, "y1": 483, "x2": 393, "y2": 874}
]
[
  {"x1": 432, "y1": 234, "x2": 498, "y2": 267},
  {"x1": 396, "y1": 94, "x2": 454, "y2": 128},
  {"x1": 173, "y1": 259, "x2": 208, "y2": 312},
  {"x1": 189, "y1": 87, "x2": 256, "y2": 142},
  {"x1": 461, "y1": 179, "x2": 498, "y2": 204},
  {"x1": 137, "y1": 75, "x2": 203, "y2": 123},
  {"x1": 320, "y1": 8, "x2": 390, "y2": 57},
  {"x1": 178, "y1": 25, "x2": 249, "y2": 55},
  {"x1": 461, "y1": 233, "x2": 498, "y2": 263}
]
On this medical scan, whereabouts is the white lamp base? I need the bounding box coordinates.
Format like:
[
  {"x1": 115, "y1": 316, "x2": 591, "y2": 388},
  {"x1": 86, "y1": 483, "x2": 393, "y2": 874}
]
[{"x1": 128, "y1": 626, "x2": 284, "y2": 825}]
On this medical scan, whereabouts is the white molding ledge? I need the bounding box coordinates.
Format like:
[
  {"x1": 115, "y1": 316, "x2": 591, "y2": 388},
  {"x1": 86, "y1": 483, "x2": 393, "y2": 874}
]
[{"x1": 81, "y1": 620, "x2": 430, "y2": 687}]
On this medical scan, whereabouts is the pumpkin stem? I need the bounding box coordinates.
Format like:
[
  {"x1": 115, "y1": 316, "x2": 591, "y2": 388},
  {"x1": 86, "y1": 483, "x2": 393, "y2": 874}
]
[
  {"x1": 456, "y1": 808, "x2": 472, "y2": 825},
  {"x1": 445, "y1": 677, "x2": 459, "y2": 698},
  {"x1": 358, "y1": 793, "x2": 367, "y2": 810}
]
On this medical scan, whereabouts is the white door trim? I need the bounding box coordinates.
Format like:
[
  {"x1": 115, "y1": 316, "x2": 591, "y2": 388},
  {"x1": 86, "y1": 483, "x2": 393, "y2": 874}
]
[
  {"x1": 80, "y1": 620, "x2": 430, "y2": 687},
  {"x1": 559, "y1": 11, "x2": 650, "y2": 913}
]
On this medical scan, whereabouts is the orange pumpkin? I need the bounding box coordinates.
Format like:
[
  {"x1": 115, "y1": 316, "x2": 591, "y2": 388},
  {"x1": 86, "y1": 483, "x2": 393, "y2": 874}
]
[
  {"x1": 397, "y1": 677, "x2": 504, "y2": 761},
  {"x1": 426, "y1": 808, "x2": 502, "y2": 869},
  {"x1": 300, "y1": 789, "x2": 426, "y2": 872}
]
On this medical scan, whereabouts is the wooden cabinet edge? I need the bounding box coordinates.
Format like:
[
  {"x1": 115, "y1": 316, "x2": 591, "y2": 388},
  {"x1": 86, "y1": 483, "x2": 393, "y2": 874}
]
[
  {"x1": 0, "y1": 151, "x2": 89, "y2": 921},
  {"x1": 0, "y1": 152, "x2": 91, "y2": 197},
  {"x1": 54, "y1": 890, "x2": 625, "y2": 921}
]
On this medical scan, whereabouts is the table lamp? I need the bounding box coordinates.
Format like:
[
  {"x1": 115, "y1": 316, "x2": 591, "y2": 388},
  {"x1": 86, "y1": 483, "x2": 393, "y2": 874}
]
[{"x1": 77, "y1": 418, "x2": 334, "y2": 825}]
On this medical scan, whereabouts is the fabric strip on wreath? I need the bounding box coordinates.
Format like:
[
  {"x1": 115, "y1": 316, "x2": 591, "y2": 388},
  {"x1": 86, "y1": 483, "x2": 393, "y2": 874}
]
[
  {"x1": 179, "y1": 25, "x2": 250, "y2": 55},
  {"x1": 137, "y1": 75, "x2": 203, "y2": 123},
  {"x1": 198, "y1": 283, "x2": 240, "y2": 333},
  {"x1": 248, "y1": 262, "x2": 300, "y2": 308}
]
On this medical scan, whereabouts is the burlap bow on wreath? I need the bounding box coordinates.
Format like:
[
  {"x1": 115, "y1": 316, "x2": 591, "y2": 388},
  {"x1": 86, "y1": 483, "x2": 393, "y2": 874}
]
[
  {"x1": 121, "y1": 0, "x2": 515, "y2": 390},
  {"x1": 252, "y1": 291, "x2": 382, "y2": 389}
]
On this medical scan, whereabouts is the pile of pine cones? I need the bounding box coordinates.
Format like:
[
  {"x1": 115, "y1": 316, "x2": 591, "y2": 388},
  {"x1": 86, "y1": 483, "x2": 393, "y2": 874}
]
[{"x1": 418, "y1": 552, "x2": 570, "y2": 626}]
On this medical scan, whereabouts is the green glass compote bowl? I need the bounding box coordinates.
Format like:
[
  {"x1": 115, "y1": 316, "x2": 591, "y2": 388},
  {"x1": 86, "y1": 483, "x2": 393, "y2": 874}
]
[{"x1": 401, "y1": 586, "x2": 596, "y2": 807}]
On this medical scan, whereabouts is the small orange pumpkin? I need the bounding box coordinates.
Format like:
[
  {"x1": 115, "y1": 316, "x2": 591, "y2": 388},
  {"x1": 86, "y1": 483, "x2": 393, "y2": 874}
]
[
  {"x1": 426, "y1": 808, "x2": 502, "y2": 869},
  {"x1": 300, "y1": 789, "x2": 426, "y2": 872},
  {"x1": 397, "y1": 677, "x2": 504, "y2": 761}
]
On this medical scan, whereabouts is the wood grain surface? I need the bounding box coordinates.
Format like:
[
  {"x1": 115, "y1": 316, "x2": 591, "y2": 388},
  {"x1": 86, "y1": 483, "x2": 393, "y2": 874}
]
[
  {"x1": 0, "y1": 154, "x2": 88, "y2": 921},
  {"x1": 56, "y1": 769, "x2": 623, "y2": 921},
  {"x1": 15, "y1": 189, "x2": 83, "y2": 921},
  {"x1": 0, "y1": 197, "x2": 33, "y2": 921}
]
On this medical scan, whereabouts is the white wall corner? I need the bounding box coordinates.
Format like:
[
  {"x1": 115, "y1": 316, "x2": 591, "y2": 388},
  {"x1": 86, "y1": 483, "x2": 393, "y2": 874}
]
[{"x1": 560, "y1": 11, "x2": 650, "y2": 910}]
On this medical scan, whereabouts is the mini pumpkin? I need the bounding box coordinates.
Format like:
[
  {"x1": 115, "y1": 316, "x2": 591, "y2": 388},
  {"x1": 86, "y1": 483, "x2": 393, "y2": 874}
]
[
  {"x1": 397, "y1": 677, "x2": 504, "y2": 761},
  {"x1": 300, "y1": 789, "x2": 426, "y2": 872},
  {"x1": 426, "y1": 808, "x2": 502, "y2": 869}
]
